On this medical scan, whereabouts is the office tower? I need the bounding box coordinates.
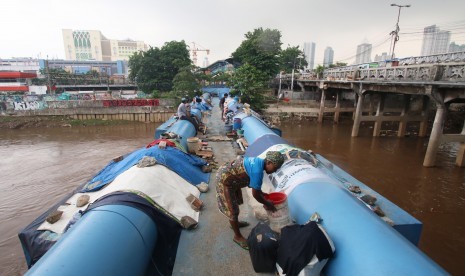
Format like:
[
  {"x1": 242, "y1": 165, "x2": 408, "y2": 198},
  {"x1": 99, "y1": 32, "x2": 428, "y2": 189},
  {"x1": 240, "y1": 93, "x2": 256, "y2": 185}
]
[
  {"x1": 374, "y1": 52, "x2": 388, "y2": 62},
  {"x1": 62, "y1": 29, "x2": 148, "y2": 61},
  {"x1": 303, "y1": 42, "x2": 316, "y2": 70},
  {"x1": 323, "y1": 47, "x2": 334, "y2": 67},
  {"x1": 355, "y1": 43, "x2": 372, "y2": 64},
  {"x1": 449, "y1": 42, "x2": 465, "y2": 53},
  {"x1": 420, "y1": 25, "x2": 451, "y2": 56}
]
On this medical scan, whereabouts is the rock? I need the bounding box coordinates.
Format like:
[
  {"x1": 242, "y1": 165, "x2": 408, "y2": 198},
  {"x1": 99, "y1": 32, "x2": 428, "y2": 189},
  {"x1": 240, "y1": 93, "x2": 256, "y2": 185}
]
[
  {"x1": 196, "y1": 182, "x2": 209, "y2": 193},
  {"x1": 186, "y1": 194, "x2": 203, "y2": 211},
  {"x1": 201, "y1": 165, "x2": 212, "y2": 173},
  {"x1": 137, "y1": 156, "x2": 157, "y2": 168},
  {"x1": 76, "y1": 194, "x2": 90, "y2": 207},
  {"x1": 46, "y1": 210, "x2": 63, "y2": 224},
  {"x1": 361, "y1": 194, "x2": 377, "y2": 206},
  {"x1": 181, "y1": 216, "x2": 198, "y2": 230},
  {"x1": 373, "y1": 206, "x2": 385, "y2": 217},
  {"x1": 113, "y1": 155, "x2": 124, "y2": 162},
  {"x1": 348, "y1": 185, "x2": 361, "y2": 194}
]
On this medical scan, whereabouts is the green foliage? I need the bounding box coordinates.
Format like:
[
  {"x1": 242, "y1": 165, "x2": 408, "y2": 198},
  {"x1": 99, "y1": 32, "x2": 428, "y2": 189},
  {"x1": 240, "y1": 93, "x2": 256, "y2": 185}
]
[
  {"x1": 129, "y1": 40, "x2": 191, "y2": 93},
  {"x1": 315, "y1": 65, "x2": 325, "y2": 78},
  {"x1": 172, "y1": 66, "x2": 201, "y2": 100},
  {"x1": 328, "y1": 62, "x2": 348, "y2": 68},
  {"x1": 229, "y1": 63, "x2": 268, "y2": 111},
  {"x1": 280, "y1": 45, "x2": 307, "y2": 73},
  {"x1": 232, "y1": 28, "x2": 282, "y2": 78}
]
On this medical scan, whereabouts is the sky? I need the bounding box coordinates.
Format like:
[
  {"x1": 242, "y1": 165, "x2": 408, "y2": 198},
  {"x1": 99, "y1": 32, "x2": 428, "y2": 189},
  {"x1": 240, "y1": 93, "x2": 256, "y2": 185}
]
[{"x1": 1, "y1": 0, "x2": 465, "y2": 66}]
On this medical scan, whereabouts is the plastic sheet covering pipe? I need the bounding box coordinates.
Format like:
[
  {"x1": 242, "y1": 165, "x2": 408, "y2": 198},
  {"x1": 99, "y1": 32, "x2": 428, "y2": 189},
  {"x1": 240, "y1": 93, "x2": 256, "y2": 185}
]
[{"x1": 83, "y1": 145, "x2": 209, "y2": 192}]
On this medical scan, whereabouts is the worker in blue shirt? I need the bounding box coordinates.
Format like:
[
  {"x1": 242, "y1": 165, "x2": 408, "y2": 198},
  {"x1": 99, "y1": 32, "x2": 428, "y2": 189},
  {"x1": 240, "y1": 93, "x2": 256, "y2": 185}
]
[{"x1": 215, "y1": 151, "x2": 285, "y2": 250}]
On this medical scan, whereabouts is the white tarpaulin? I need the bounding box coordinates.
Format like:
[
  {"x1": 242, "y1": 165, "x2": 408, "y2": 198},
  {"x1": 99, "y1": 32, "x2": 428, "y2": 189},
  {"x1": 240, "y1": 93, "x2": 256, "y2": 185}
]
[{"x1": 39, "y1": 164, "x2": 201, "y2": 234}]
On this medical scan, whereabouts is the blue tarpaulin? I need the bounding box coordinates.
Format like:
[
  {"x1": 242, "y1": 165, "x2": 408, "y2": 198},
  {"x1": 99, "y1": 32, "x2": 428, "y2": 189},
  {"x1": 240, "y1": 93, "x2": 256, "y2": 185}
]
[{"x1": 82, "y1": 146, "x2": 209, "y2": 192}]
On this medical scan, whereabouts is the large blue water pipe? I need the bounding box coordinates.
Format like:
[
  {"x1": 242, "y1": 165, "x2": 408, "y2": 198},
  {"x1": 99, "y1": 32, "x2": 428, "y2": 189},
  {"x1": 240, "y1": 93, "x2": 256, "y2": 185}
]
[
  {"x1": 154, "y1": 110, "x2": 200, "y2": 150},
  {"x1": 26, "y1": 205, "x2": 157, "y2": 276},
  {"x1": 241, "y1": 113, "x2": 446, "y2": 274}
]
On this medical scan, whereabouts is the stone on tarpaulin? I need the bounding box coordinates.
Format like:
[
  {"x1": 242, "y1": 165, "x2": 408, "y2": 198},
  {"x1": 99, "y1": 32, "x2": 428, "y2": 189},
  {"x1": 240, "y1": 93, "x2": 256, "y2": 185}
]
[
  {"x1": 137, "y1": 156, "x2": 157, "y2": 168},
  {"x1": 201, "y1": 165, "x2": 212, "y2": 173},
  {"x1": 186, "y1": 193, "x2": 203, "y2": 211},
  {"x1": 46, "y1": 210, "x2": 63, "y2": 224},
  {"x1": 76, "y1": 194, "x2": 90, "y2": 207},
  {"x1": 360, "y1": 194, "x2": 377, "y2": 206},
  {"x1": 196, "y1": 182, "x2": 209, "y2": 193},
  {"x1": 181, "y1": 216, "x2": 198, "y2": 230}
]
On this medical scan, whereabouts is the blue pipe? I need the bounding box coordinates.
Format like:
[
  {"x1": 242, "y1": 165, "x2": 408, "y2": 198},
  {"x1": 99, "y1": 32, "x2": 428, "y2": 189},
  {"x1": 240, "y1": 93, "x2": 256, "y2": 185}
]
[
  {"x1": 26, "y1": 205, "x2": 157, "y2": 276},
  {"x1": 288, "y1": 182, "x2": 446, "y2": 275},
  {"x1": 240, "y1": 113, "x2": 447, "y2": 274},
  {"x1": 164, "y1": 119, "x2": 196, "y2": 150},
  {"x1": 239, "y1": 115, "x2": 277, "y2": 145}
]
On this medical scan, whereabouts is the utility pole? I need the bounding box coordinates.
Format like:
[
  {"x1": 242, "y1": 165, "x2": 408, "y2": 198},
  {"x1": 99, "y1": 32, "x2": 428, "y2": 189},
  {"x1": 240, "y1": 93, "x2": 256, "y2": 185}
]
[{"x1": 390, "y1": 3, "x2": 411, "y2": 59}]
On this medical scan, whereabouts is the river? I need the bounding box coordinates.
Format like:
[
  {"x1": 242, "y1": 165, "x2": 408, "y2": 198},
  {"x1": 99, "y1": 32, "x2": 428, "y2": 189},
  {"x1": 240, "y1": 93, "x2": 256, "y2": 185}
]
[{"x1": 0, "y1": 121, "x2": 463, "y2": 275}]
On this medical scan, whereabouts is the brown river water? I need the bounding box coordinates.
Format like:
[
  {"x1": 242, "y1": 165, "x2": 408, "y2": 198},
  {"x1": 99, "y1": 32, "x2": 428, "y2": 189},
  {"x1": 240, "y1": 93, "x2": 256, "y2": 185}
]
[{"x1": 0, "y1": 121, "x2": 464, "y2": 275}]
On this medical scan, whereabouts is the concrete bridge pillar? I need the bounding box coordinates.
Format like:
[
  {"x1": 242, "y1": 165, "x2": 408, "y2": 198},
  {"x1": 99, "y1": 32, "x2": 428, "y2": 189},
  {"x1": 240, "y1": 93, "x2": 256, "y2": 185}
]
[
  {"x1": 334, "y1": 91, "x2": 341, "y2": 124},
  {"x1": 456, "y1": 123, "x2": 465, "y2": 167},
  {"x1": 318, "y1": 89, "x2": 326, "y2": 123},
  {"x1": 423, "y1": 95, "x2": 446, "y2": 167},
  {"x1": 351, "y1": 93, "x2": 364, "y2": 137},
  {"x1": 398, "y1": 95, "x2": 411, "y2": 137},
  {"x1": 373, "y1": 94, "x2": 385, "y2": 137},
  {"x1": 419, "y1": 96, "x2": 429, "y2": 137}
]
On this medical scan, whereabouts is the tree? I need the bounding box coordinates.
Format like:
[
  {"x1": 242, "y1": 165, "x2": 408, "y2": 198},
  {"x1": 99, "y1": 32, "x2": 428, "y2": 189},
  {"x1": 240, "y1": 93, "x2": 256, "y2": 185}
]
[
  {"x1": 172, "y1": 66, "x2": 201, "y2": 100},
  {"x1": 231, "y1": 28, "x2": 282, "y2": 78},
  {"x1": 229, "y1": 63, "x2": 268, "y2": 111},
  {"x1": 315, "y1": 65, "x2": 325, "y2": 78},
  {"x1": 280, "y1": 46, "x2": 308, "y2": 73},
  {"x1": 129, "y1": 40, "x2": 191, "y2": 93},
  {"x1": 328, "y1": 62, "x2": 348, "y2": 68}
]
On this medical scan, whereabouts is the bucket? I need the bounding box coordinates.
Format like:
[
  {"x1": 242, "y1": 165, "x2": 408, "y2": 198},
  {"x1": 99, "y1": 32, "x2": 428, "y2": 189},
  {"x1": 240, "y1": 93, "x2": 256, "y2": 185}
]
[
  {"x1": 236, "y1": 129, "x2": 244, "y2": 137},
  {"x1": 265, "y1": 192, "x2": 291, "y2": 233},
  {"x1": 224, "y1": 124, "x2": 233, "y2": 133},
  {"x1": 187, "y1": 137, "x2": 200, "y2": 154},
  {"x1": 233, "y1": 118, "x2": 242, "y2": 130}
]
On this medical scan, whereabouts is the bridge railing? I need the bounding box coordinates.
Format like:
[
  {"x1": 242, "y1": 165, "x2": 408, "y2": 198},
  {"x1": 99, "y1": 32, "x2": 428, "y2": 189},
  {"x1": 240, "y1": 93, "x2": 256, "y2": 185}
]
[
  {"x1": 279, "y1": 62, "x2": 465, "y2": 83},
  {"x1": 359, "y1": 63, "x2": 465, "y2": 82}
]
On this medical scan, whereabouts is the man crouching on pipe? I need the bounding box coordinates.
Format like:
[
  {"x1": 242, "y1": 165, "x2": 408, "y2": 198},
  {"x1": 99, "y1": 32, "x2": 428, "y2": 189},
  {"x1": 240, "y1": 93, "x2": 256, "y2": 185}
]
[{"x1": 215, "y1": 151, "x2": 285, "y2": 250}]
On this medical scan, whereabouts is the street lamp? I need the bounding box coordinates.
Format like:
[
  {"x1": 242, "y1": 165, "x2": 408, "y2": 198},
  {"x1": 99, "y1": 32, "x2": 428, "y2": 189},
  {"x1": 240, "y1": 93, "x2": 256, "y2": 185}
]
[{"x1": 390, "y1": 3, "x2": 411, "y2": 59}]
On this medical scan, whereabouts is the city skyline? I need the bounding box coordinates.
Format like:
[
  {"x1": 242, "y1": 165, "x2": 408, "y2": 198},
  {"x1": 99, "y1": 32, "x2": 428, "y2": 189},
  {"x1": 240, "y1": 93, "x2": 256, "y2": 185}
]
[{"x1": 1, "y1": 0, "x2": 465, "y2": 66}]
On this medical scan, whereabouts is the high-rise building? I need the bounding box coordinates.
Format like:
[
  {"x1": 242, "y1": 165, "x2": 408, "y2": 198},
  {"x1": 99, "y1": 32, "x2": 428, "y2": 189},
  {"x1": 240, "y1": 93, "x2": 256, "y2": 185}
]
[
  {"x1": 303, "y1": 42, "x2": 316, "y2": 70},
  {"x1": 374, "y1": 52, "x2": 388, "y2": 62},
  {"x1": 62, "y1": 29, "x2": 148, "y2": 62},
  {"x1": 355, "y1": 43, "x2": 372, "y2": 64},
  {"x1": 202, "y1": 57, "x2": 210, "y2": 68},
  {"x1": 449, "y1": 42, "x2": 465, "y2": 53},
  {"x1": 323, "y1": 47, "x2": 334, "y2": 67},
  {"x1": 420, "y1": 25, "x2": 451, "y2": 56}
]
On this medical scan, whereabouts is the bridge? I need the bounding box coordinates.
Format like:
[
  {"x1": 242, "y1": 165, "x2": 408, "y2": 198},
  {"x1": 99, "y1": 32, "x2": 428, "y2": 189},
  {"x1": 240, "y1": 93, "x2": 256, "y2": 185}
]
[{"x1": 276, "y1": 51, "x2": 465, "y2": 167}]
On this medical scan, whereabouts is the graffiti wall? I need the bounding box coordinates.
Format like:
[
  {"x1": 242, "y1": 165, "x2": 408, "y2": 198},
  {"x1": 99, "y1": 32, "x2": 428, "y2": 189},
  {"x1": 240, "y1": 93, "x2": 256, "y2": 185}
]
[
  {"x1": 0, "y1": 94, "x2": 171, "y2": 114},
  {"x1": 13, "y1": 101, "x2": 47, "y2": 110}
]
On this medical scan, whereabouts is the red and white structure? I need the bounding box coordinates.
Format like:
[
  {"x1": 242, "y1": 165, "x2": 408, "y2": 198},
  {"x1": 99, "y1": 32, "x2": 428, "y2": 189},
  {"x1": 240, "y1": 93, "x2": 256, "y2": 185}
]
[{"x1": 0, "y1": 71, "x2": 37, "y2": 93}]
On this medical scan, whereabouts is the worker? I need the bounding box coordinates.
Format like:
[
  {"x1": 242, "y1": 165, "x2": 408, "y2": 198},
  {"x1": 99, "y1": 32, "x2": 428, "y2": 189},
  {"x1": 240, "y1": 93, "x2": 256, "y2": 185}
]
[
  {"x1": 219, "y1": 93, "x2": 228, "y2": 120},
  {"x1": 215, "y1": 151, "x2": 285, "y2": 250},
  {"x1": 177, "y1": 98, "x2": 199, "y2": 131}
]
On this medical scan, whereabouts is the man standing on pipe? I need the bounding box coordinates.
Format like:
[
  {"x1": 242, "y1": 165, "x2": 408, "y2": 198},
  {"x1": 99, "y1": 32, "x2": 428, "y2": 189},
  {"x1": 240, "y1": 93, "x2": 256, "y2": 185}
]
[{"x1": 215, "y1": 151, "x2": 284, "y2": 250}]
